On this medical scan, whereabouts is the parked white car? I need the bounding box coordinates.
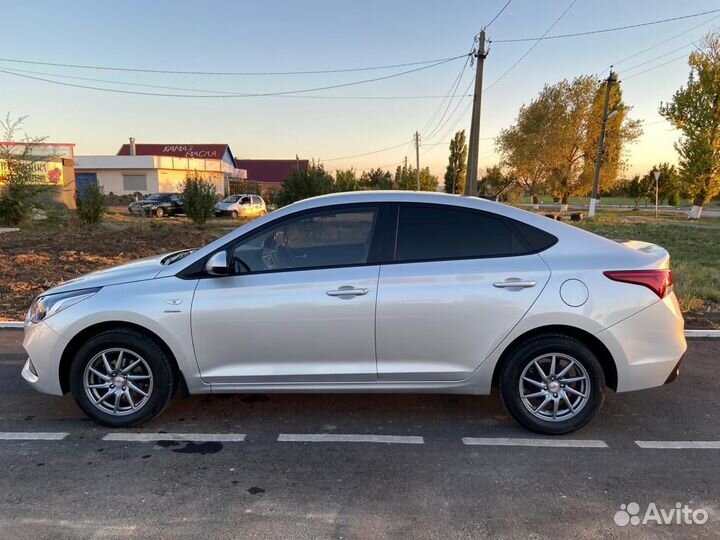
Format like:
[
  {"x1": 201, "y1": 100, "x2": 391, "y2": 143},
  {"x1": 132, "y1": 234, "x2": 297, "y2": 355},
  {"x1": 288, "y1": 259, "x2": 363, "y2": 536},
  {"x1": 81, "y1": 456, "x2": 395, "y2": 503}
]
[
  {"x1": 215, "y1": 194, "x2": 267, "y2": 219},
  {"x1": 21, "y1": 191, "x2": 686, "y2": 434}
]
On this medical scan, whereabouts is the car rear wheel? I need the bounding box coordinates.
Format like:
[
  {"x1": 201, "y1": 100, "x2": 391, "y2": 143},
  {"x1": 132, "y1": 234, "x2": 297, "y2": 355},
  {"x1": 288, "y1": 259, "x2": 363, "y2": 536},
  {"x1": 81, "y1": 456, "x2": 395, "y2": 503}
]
[
  {"x1": 69, "y1": 329, "x2": 176, "y2": 427},
  {"x1": 499, "y1": 334, "x2": 605, "y2": 435},
  {"x1": 231, "y1": 210, "x2": 239, "y2": 218},
  {"x1": 155, "y1": 207, "x2": 165, "y2": 218},
  {"x1": 259, "y1": 210, "x2": 267, "y2": 217}
]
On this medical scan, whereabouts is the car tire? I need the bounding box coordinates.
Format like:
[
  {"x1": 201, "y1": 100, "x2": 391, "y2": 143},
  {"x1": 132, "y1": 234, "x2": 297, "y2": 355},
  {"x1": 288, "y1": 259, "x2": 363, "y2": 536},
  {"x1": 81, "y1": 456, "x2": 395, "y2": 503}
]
[
  {"x1": 69, "y1": 328, "x2": 176, "y2": 428},
  {"x1": 499, "y1": 334, "x2": 605, "y2": 435},
  {"x1": 155, "y1": 207, "x2": 165, "y2": 218},
  {"x1": 259, "y1": 210, "x2": 267, "y2": 217},
  {"x1": 231, "y1": 210, "x2": 239, "y2": 218}
]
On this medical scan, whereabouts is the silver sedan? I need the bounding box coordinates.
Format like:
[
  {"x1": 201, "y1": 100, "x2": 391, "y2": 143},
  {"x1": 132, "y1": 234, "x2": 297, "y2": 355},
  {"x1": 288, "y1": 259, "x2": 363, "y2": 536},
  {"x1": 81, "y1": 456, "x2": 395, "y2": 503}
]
[{"x1": 21, "y1": 191, "x2": 686, "y2": 434}]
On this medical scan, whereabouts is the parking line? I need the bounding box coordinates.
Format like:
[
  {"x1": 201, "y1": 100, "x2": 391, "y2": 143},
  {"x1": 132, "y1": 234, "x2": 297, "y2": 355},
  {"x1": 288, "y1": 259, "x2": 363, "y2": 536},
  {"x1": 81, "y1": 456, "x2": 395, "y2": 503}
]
[
  {"x1": 635, "y1": 440, "x2": 720, "y2": 449},
  {"x1": 462, "y1": 437, "x2": 608, "y2": 448},
  {"x1": 0, "y1": 432, "x2": 68, "y2": 440},
  {"x1": 278, "y1": 433, "x2": 424, "y2": 444},
  {"x1": 102, "y1": 433, "x2": 247, "y2": 442}
]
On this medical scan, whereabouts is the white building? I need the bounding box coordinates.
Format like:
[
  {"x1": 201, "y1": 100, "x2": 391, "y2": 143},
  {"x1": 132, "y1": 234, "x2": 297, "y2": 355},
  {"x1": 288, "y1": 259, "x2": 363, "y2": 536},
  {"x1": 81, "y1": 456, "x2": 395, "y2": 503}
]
[{"x1": 74, "y1": 141, "x2": 246, "y2": 195}]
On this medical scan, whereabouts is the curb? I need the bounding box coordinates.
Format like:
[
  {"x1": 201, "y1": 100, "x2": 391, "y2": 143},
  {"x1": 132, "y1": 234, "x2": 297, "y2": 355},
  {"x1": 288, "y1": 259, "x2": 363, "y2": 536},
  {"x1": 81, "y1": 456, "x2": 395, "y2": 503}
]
[{"x1": 1, "y1": 322, "x2": 719, "y2": 338}]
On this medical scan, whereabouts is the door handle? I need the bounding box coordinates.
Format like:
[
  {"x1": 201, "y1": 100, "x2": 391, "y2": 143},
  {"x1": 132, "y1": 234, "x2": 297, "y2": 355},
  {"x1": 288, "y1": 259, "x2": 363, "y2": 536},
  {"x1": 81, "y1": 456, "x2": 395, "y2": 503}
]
[
  {"x1": 493, "y1": 279, "x2": 537, "y2": 289},
  {"x1": 326, "y1": 287, "x2": 369, "y2": 297}
]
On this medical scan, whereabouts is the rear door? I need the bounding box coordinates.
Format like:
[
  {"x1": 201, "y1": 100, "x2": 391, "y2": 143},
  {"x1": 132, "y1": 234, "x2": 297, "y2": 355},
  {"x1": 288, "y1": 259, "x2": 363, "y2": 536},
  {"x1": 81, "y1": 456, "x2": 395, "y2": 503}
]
[{"x1": 376, "y1": 203, "x2": 551, "y2": 381}]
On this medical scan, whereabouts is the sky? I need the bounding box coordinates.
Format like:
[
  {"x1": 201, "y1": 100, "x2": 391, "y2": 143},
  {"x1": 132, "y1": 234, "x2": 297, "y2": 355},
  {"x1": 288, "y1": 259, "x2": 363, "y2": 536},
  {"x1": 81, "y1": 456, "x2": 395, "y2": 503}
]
[{"x1": 1, "y1": 0, "x2": 719, "y2": 180}]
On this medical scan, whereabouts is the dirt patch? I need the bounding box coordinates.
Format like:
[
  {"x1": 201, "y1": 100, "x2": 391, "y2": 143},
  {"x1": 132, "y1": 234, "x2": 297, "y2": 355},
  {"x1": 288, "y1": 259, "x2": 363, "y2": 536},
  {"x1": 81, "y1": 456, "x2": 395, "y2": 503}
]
[{"x1": 0, "y1": 217, "x2": 230, "y2": 320}]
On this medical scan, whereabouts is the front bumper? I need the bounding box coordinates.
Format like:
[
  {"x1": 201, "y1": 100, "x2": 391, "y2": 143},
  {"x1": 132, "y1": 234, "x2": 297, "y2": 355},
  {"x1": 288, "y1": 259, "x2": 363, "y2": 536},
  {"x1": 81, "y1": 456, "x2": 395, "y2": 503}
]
[{"x1": 21, "y1": 321, "x2": 68, "y2": 396}]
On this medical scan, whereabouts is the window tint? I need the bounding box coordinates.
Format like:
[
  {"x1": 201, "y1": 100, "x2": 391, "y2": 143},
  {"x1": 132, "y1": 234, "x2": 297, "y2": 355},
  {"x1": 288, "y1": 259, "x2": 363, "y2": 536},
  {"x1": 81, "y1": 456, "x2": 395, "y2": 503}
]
[
  {"x1": 512, "y1": 220, "x2": 558, "y2": 252},
  {"x1": 395, "y1": 205, "x2": 528, "y2": 262},
  {"x1": 232, "y1": 207, "x2": 378, "y2": 273},
  {"x1": 251, "y1": 195, "x2": 262, "y2": 204}
]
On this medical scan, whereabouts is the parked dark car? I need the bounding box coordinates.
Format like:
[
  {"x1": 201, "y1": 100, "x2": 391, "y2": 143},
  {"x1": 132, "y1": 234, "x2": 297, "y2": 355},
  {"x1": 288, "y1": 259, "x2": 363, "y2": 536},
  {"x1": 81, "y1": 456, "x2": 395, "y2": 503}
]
[{"x1": 128, "y1": 193, "x2": 183, "y2": 218}]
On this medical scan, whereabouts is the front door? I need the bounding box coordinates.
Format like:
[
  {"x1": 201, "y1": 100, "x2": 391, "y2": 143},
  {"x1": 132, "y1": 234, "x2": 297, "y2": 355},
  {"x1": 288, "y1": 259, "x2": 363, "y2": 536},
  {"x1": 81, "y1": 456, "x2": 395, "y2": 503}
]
[{"x1": 191, "y1": 205, "x2": 382, "y2": 384}]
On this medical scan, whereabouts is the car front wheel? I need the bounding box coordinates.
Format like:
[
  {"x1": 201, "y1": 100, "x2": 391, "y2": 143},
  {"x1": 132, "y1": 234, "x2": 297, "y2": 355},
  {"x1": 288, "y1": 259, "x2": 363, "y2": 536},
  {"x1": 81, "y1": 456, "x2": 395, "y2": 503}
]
[
  {"x1": 500, "y1": 334, "x2": 605, "y2": 435},
  {"x1": 155, "y1": 207, "x2": 165, "y2": 218},
  {"x1": 69, "y1": 328, "x2": 176, "y2": 427}
]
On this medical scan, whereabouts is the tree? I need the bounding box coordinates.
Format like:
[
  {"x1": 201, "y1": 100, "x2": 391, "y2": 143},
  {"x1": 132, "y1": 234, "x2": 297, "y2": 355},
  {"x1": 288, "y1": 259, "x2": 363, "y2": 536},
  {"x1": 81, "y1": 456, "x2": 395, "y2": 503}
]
[
  {"x1": 0, "y1": 114, "x2": 59, "y2": 226},
  {"x1": 334, "y1": 168, "x2": 359, "y2": 192},
  {"x1": 625, "y1": 175, "x2": 652, "y2": 210},
  {"x1": 359, "y1": 167, "x2": 394, "y2": 190},
  {"x1": 181, "y1": 172, "x2": 216, "y2": 225},
  {"x1": 497, "y1": 76, "x2": 641, "y2": 207},
  {"x1": 659, "y1": 31, "x2": 720, "y2": 218},
  {"x1": 75, "y1": 183, "x2": 107, "y2": 226},
  {"x1": 478, "y1": 166, "x2": 521, "y2": 203},
  {"x1": 394, "y1": 164, "x2": 438, "y2": 191},
  {"x1": 444, "y1": 130, "x2": 467, "y2": 194},
  {"x1": 274, "y1": 162, "x2": 334, "y2": 207},
  {"x1": 645, "y1": 163, "x2": 680, "y2": 205}
]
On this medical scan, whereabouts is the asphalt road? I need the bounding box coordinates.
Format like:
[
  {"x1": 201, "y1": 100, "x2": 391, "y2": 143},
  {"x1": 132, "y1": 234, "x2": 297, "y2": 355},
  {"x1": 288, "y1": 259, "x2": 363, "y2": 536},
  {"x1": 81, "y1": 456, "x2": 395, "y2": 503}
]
[{"x1": 0, "y1": 328, "x2": 718, "y2": 539}]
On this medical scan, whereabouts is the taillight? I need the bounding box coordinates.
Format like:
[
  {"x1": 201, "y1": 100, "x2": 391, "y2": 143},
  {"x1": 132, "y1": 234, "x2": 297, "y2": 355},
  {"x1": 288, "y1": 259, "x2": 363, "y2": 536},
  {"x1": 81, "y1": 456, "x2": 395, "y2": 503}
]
[{"x1": 603, "y1": 269, "x2": 673, "y2": 299}]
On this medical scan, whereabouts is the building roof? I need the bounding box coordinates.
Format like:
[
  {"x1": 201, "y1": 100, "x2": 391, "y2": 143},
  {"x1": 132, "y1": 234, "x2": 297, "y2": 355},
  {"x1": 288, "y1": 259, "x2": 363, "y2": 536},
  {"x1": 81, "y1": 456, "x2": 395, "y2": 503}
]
[
  {"x1": 234, "y1": 159, "x2": 309, "y2": 184},
  {"x1": 117, "y1": 144, "x2": 235, "y2": 165}
]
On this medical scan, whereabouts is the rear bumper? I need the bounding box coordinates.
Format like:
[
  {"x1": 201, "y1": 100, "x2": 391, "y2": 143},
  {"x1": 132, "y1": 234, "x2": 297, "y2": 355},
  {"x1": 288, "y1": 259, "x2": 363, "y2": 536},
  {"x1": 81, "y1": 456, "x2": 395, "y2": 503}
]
[{"x1": 596, "y1": 292, "x2": 687, "y2": 392}]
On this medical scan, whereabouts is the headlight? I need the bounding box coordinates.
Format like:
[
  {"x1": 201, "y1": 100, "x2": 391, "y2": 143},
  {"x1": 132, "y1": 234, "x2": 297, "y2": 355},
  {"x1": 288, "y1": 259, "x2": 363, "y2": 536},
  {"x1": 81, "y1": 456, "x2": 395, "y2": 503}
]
[{"x1": 26, "y1": 288, "x2": 101, "y2": 324}]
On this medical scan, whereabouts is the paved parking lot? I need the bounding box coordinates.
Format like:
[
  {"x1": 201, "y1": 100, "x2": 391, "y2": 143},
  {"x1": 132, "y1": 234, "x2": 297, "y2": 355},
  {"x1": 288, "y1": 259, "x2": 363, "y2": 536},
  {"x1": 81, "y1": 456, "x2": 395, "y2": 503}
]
[{"x1": 0, "y1": 329, "x2": 718, "y2": 539}]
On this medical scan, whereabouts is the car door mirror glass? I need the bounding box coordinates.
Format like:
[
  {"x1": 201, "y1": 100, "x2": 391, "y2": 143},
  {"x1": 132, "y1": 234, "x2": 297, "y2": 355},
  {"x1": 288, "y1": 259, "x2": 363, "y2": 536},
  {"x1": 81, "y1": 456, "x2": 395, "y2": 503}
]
[{"x1": 205, "y1": 251, "x2": 229, "y2": 276}]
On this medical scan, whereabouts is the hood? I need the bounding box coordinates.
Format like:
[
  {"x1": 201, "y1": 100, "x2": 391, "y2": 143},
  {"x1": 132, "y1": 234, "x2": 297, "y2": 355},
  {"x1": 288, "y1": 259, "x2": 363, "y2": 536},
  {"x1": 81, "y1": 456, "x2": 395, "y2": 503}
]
[
  {"x1": 43, "y1": 253, "x2": 171, "y2": 296},
  {"x1": 216, "y1": 201, "x2": 237, "y2": 210}
]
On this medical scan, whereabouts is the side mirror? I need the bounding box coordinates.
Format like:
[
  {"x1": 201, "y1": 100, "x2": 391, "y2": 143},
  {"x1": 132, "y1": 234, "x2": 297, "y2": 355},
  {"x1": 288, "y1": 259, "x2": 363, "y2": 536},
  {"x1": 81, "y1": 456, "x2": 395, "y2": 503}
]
[{"x1": 205, "y1": 251, "x2": 229, "y2": 276}]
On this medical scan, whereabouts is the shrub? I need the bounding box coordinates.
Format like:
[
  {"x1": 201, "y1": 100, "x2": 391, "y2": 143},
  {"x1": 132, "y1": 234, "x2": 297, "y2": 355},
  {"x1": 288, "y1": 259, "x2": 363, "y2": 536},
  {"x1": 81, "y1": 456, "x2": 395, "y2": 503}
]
[
  {"x1": 181, "y1": 173, "x2": 216, "y2": 225},
  {"x1": 75, "y1": 184, "x2": 107, "y2": 226},
  {"x1": 274, "y1": 163, "x2": 333, "y2": 207}
]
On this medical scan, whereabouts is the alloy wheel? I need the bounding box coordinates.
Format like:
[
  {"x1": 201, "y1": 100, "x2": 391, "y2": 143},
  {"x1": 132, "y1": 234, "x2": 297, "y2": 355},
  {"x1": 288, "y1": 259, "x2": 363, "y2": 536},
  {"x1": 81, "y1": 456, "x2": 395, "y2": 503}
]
[
  {"x1": 83, "y1": 348, "x2": 154, "y2": 416},
  {"x1": 518, "y1": 352, "x2": 591, "y2": 422}
]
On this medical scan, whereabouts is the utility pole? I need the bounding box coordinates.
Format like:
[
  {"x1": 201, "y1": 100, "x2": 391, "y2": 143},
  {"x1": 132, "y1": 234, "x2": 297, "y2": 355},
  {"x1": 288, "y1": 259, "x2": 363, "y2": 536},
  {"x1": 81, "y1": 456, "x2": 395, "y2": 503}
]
[
  {"x1": 465, "y1": 29, "x2": 488, "y2": 196},
  {"x1": 588, "y1": 70, "x2": 617, "y2": 219},
  {"x1": 414, "y1": 131, "x2": 421, "y2": 190}
]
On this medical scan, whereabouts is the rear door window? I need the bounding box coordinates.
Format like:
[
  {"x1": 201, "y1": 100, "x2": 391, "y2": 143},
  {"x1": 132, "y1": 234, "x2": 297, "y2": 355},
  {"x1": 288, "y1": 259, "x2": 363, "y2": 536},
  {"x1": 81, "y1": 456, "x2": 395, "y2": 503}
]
[{"x1": 394, "y1": 205, "x2": 539, "y2": 262}]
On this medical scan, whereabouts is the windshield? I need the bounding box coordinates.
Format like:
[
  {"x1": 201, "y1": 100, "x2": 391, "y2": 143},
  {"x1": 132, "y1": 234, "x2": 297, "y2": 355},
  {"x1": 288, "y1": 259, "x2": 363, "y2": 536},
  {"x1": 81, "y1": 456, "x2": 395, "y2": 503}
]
[{"x1": 144, "y1": 194, "x2": 166, "y2": 201}]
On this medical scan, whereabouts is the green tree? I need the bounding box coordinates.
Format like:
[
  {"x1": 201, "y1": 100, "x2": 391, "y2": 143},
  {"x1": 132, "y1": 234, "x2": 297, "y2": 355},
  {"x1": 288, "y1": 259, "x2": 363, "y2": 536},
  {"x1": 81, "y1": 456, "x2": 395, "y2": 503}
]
[
  {"x1": 334, "y1": 168, "x2": 359, "y2": 192},
  {"x1": 643, "y1": 163, "x2": 680, "y2": 205},
  {"x1": 497, "y1": 75, "x2": 641, "y2": 207},
  {"x1": 0, "y1": 114, "x2": 59, "y2": 226},
  {"x1": 444, "y1": 130, "x2": 467, "y2": 194},
  {"x1": 275, "y1": 162, "x2": 334, "y2": 207},
  {"x1": 359, "y1": 168, "x2": 393, "y2": 190},
  {"x1": 75, "y1": 183, "x2": 107, "y2": 226},
  {"x1": 625, "y1": 175, "x2": 653, "y2": 210},
  {"x1": 478, "y1": 166, "x2": 521, "y2": 203},
  {"x1": 395, "y1": 164, "x2": 438, "y2": 191},
  {"x1": 659, "y1": 31, "x2": 720, "y2": 218},
  {"x1": 181, "y1": 172, "x2": 216, "y2": 225}
]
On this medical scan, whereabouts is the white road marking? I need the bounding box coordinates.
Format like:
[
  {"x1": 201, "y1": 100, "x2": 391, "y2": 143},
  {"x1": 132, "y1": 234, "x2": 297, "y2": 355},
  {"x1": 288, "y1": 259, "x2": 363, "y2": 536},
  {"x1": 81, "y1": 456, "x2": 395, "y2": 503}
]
[
  {"x1": 635, "y1": 440, "x2": 720, "y2": 449},
  {"x1": 102, "y1": 433, "x2": 246, "y2": 442},
  {"x1": 278, "y1": 433, "x2": 424, "y2": 444},
  {"x1": 0, "y1": 432, "x2": 68, "y2": 440},
  {"x1": 462, "y1": 437, "x2": 608, "y2": 448},
  {"x1": 684, "y1": 329, "x2": 720, "y2": 338}
]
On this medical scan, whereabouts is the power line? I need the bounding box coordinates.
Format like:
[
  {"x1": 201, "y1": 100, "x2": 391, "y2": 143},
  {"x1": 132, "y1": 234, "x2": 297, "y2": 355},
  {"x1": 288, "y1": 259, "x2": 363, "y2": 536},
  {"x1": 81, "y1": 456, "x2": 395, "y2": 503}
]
[
  {"x1": 492, "y1": 8, "x2": 720, "y2": 43},
  {"x1": 0, "y1": 56, "x2": 466, "y2": 98},
  {"x1": 0, "y1": 54, "x2": 468, "y2": 76},
  {"x1": 323, "y1": 140, "x2": 411, "y2": 162},
  {"x1": 486, "y1": 0, "x2": 512, "y2": 29},
  {"x1": 484, "y1": 0, "x2": 577, "y2": 92},
  {"x1": 421, "y1": 44, "x2": 474, "y2": 138},
  {"x1": 604, "y1": 12, "x2": 720, "y2": 70},
  {"x1": 620, "y1": 43, "x2": 694, "y2": 74},
  {"x1": 622, "y1": 52, "x2": 690, "y2": 80},
  {"x1": 0, "y1": 65, "x2": 472, "y2": 100}
]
